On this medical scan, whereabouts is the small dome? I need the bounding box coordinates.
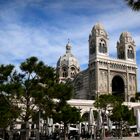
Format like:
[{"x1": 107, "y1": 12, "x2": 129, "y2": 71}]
[
  {"x1": 119, "y1": 32, "x2": 133, "y2": 43},
  {"x1": 91, "y1": 23, "x2": 107, "y2": 37},
  {"x1": 93, "y1": 23, "x2": 104, "y2": 30},
  {"x1": 120, "y1": 32, "x2": 131, "y2": 39}
]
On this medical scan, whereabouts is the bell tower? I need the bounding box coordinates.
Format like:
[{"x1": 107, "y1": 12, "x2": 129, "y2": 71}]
[
  {"x1": 89, "y1": 23, "x2": 109, "y2": 63},
  {"x1": 117, "y1": 32, "x2": 136, "y2": 62},
  {"x1": 88, "y1": 23, "x2": 109, "y2": 99}
]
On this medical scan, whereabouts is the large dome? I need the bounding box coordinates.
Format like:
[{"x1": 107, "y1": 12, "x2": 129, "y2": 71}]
[
  {"x1": 57, "y1": 42, "x2": 80, "y2": 69},
  {"x1": 58, "y1": 53, "x2": 80, "y2": 68}
]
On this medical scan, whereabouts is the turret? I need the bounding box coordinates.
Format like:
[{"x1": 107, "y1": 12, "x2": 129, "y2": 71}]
[
  {"x1": 117, "y1": 32, "x2": 136, "y2": 61},
  {"x1": 89, "y1": 23, "x2": 109, "y2": 61}
]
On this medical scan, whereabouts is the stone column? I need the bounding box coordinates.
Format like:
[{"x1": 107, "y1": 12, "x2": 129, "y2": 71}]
[
  {"x1": 126, "y1": 65, "x2": 129, "y2": 102},
  {"x1": 107, "y1": 61, "x2": 111, "y2": 94},
  {"x1": 96, "y1": 60, "x2": 99, "y2": 97}
]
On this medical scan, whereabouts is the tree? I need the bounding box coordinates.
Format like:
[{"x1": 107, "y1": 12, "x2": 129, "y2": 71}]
[
  {"x1": 94, "y1": 94, "x2": 135, "y2": 137},
  {"x1": 94, "y1": 94, "x2": 118, "y2": 139},
  {"x1": 94, "y1": 94, "x2": 118, "y2": 111},
  {"x1": 125, "y1": 0, "x2": 140, "y2": 11},
  {"x1": 110, "y1": 103, "x2": 136, "y2": 137},
  {"x1": 11, "y1": 56, "x2": 61, "y2": 140},
  {"x1": 54, "y1": 104, "x2": 81, "y2": 140},
  {"x1": 0, "y1": 64, "x2": 21, "y2": 139},
  {"x1": 0, "y1": 57, "x2": 81, "y2": 139},
  {"x1": 48, "y1": 83, "x2": 82, "y2": 140}
]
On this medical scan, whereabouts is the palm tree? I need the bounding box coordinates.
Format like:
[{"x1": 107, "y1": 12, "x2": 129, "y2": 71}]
[{"x1": 125, "y1": 0, "x2": 140, "y2": 11}]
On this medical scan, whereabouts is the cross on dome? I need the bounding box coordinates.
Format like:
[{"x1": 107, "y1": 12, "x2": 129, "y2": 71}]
[{"x1": 66, "y1": 38, "x2": 72, "y2": 53}]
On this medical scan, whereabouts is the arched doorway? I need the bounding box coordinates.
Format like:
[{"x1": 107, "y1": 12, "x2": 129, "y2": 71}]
[
  {"x1": 112, "y1": 75, "x2": 125, "y2": 99},
  {"x1": 82, "y1": 112, "x2": 89, "y2": 121}
]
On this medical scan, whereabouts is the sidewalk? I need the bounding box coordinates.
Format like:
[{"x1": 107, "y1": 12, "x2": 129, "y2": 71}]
[
  {"x1": 80, "y1": 137, "x2": 140, "y2": 140},
  {"x1": 103, "y1": 137, "x2": 140, "y2": 140}
]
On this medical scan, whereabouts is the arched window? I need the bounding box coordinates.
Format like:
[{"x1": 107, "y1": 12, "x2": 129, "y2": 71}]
[
  {"x1": 118, "y1": 48, "x2": 125, "y2": 59},
  {"x1": 127, "y1": 46, "x2": 134, "y2": 59},
  {"x1": 71, "y1": 67, "x2": 76, "y2": 78},
  {"x1": 99, "y1": 43, "x2": 102, "y2": 52},
  {"x1": 62, "y1": 67, "x2": 68, "y2": 77},
  {"x1": 90, "y1": 41, "x2": 96, "y2": 54},
  {"x1": 99, "y1": 39, "x2": 107, "y2": 53}
]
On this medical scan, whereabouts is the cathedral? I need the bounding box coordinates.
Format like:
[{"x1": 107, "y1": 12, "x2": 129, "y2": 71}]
[{"x1": 56, "y1": 23, "x2": 137, "y2": 102}]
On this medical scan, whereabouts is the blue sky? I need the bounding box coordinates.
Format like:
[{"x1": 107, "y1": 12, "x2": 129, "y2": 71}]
[{"x1": 0, "y1": 0, "x2": 140, "y2": 91}]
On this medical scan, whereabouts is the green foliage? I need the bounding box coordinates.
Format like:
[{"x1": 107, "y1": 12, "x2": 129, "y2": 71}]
[
  {"x1": 0, "y1": 57, "x2": 57, "y2": 129},
  {"x1": 15, "y1": 57, "x2": 59, "y2": 123},
  {"x1": 53, "y1": 103, "x2": 81, "y2": 140},
  {"x1": 0, "y1": 64, "x2": 21, "y2": 129},
  {"x1": 0, "y1": 94, "x2": 20, "y2": 129},
  {"x1": 0, "y1": 64, "x2": 14, "y2": 83},
  {"x1": 111, "y1": 104, "x2": 127, "y2": 122},
  {"x1": 53, "y1": 84, "x2": 73, "y2": 112},
  {"x1": 94, "y1": 94, "x2": 122, "y2": 110},
  {"x1": 94, "y1": 94, "x2": 136, "y2": 128},
  {"x1": 54, "y1": 104, "x2": 81, "y2": 124},
  {"x1": 111, "y1": 104, "x2": 136, "y2": 125},
  {"x1": 125, "y1": 0, "x2": 140, "y2": 11},
  {"x1": 0, "y1": 56, "x2": 76, "y2": 140},
  {"x1": 53, "y1": 83, "x2": 73, "y2": 100},
  {"x1": 93, "y1": 110, "x2": 98, "y2": 120}
]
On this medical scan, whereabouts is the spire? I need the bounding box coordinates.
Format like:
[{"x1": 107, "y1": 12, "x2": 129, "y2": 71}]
[{"x1": 66, "y1": 38, "x2": 72, "y2": 53}]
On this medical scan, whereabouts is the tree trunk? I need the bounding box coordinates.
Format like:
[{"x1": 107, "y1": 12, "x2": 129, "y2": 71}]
[
  {"x1": 25, "y1": 121, "x2": 29, "y2": 140},
  {"x1": 64, "y1": 123, "x2": 67, "y2": 140},
  {"x1": 20, "y1": 122, "x2": 29, "y2": 140},
  {"x1": 9, "y1": 127, "x2": 13, "y2": 140},
  {"x1": 0, "y1": 128, "x2": 5, "y2": 139}
]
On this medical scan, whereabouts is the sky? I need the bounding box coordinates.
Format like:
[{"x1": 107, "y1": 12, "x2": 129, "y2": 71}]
[{"x1": 0, "y1": 0, "x2": 140, "y2": 91}]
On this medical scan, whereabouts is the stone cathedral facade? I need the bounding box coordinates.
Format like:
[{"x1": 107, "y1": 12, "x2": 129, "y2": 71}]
[{"x1": 57, "y1": 23, "x2": 137, "y2": 101}]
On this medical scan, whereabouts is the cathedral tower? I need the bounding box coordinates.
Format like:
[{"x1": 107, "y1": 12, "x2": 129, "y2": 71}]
[
  {"x1": 57, "y1": 41, "x2": 80, "y2": 83},
  {"x1": 88, "y1": 23, "x2": 109, "y2": 99},
  {"x1": 89, "y1": 23, "x2": 109, "y2": 62},
  {"x1": 117, "y1": 32, "x2": 136, "y2": 62}
]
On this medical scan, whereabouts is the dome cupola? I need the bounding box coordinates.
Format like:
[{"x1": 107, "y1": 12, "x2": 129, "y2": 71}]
[
  {"x1": 119, "y1": 32, "x2": 134, "y2": 44},
  {"x1": 91, "y1": 23, "x2": 108, "y2": 37},
  {"x1": 57, "y1": 40, "x2": 80, "y2": 83}
]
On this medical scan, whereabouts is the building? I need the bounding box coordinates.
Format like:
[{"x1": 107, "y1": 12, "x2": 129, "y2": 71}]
[{"x1": 57, "y1": 23, "x2": 137, "y2": 102}]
